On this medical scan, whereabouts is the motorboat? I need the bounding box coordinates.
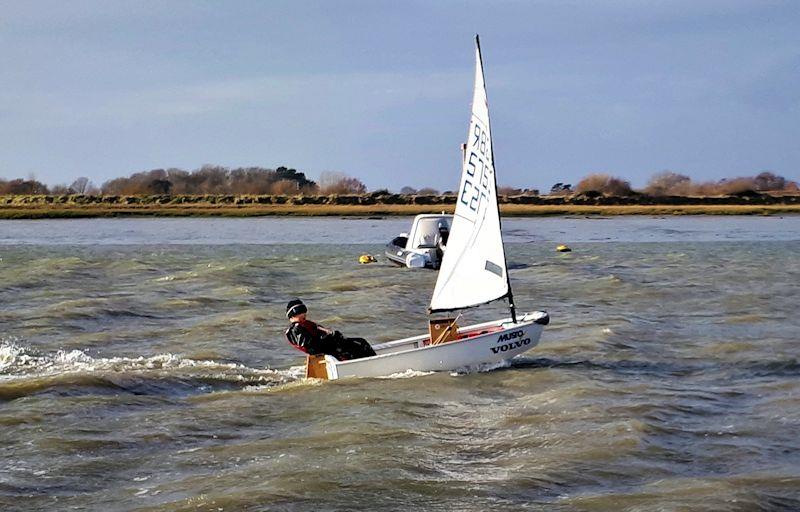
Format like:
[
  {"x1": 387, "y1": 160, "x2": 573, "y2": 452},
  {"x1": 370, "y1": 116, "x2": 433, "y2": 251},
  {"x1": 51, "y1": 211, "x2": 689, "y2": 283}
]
[{"x1": 385, "y1": 214, "x2": 452, "y2": 269}]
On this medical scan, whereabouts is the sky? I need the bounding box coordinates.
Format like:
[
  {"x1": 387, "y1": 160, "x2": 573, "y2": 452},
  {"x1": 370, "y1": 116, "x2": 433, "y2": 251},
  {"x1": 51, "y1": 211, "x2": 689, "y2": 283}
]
[{"x1": 1, "y1": 0, "x2": 798, "y2": 192}]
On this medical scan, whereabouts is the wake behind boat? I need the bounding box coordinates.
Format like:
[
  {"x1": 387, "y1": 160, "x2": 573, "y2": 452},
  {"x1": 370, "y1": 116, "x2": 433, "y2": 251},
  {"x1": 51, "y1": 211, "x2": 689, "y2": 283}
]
[{"x1": 305, "y1": 36, "x2": 549, "y2": 380}]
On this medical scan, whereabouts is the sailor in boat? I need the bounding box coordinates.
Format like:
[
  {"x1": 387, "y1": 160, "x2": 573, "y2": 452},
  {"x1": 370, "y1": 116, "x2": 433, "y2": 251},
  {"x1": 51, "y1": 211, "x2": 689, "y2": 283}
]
[{"x1": 284, "y1": 299, "x2": 376, "y2": 360}]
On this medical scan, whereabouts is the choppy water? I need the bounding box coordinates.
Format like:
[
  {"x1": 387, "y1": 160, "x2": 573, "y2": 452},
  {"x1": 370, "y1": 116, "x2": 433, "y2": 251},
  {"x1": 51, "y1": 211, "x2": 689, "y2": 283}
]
[{"x1": 1, "y1": 217, "x2": 799, "y2": 511}]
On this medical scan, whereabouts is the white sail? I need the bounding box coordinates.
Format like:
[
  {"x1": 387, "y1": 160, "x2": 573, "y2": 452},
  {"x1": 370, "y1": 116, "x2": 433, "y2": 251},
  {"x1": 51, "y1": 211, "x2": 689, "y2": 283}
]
[{"x1": 429, "y1": 37, "x2": 509, "y2": 313}]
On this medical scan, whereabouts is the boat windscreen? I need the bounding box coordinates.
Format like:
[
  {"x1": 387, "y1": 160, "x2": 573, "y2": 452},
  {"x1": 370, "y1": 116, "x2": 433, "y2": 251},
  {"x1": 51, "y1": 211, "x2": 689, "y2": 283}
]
[{"x1": 412, "y1": 218, "x2": 450, "y2": 248}]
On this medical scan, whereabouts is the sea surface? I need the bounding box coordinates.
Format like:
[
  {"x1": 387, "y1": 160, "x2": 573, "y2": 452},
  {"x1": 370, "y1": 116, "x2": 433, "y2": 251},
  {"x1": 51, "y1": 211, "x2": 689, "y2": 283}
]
[{"x1": 1, "y1": 216, "x2": 799, "y2": 511}]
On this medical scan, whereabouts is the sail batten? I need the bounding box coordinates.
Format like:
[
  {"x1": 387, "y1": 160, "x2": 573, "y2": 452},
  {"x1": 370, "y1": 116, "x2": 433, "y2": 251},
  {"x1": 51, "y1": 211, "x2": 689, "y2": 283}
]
[{"x1": 429, "y1": 36, "x2": 510, "y2": 313}]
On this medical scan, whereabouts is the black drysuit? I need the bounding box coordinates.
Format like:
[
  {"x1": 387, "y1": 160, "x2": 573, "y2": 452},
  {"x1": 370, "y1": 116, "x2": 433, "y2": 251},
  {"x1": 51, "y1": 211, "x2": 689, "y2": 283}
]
[{"x1": 285, "y1": 319, "x2": 376, "y2": 361}]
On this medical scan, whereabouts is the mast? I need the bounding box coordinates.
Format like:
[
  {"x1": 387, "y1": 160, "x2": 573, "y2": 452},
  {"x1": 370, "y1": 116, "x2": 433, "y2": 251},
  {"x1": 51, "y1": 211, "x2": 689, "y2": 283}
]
[{"x1": 475, "y1": 35, "x2": 517, "y2": 324}]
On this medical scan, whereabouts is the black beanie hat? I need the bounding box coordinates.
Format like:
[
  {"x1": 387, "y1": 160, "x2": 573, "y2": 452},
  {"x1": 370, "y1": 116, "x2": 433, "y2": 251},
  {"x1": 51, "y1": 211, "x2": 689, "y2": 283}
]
[{"x1": 286, "y1": 298, "x2": 307, "y2": 318}]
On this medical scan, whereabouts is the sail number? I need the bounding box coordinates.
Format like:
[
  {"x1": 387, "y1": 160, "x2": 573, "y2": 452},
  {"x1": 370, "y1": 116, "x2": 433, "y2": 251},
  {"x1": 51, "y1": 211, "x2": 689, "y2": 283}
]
[{"x1": 460, "y1": 122, "x2": 493, "y2": 215}]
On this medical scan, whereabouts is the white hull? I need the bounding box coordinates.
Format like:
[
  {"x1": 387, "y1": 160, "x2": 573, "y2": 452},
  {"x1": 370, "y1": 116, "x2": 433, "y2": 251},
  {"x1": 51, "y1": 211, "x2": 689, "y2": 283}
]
[
  {"x1": 321, "y1": 311, "x2": 548, "y2": 380},
  {"x1": 384, "y1": 244, "x2": 439, "y2": 269}
]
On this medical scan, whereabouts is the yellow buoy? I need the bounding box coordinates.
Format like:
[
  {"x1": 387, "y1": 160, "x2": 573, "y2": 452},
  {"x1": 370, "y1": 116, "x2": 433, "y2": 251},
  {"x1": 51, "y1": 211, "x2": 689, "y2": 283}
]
[
  {"x1": 556, "y1": 244, "x2": 572, "y2": 252},
  {"x1": 359, "y1": 254, "x2": 377, "y2": 264}
]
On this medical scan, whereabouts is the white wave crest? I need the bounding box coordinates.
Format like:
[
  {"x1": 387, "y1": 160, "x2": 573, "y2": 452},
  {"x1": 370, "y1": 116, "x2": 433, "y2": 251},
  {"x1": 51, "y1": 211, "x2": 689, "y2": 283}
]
[
  {"x1": 0, "y1": 340, "x2": 297, "y2": 386},
  {"x1": 378, "y1": 368, "x2": 435, "y2": 379},
  {"x1": 0, "y1": 340, "x2": 26, "y2": 372}
]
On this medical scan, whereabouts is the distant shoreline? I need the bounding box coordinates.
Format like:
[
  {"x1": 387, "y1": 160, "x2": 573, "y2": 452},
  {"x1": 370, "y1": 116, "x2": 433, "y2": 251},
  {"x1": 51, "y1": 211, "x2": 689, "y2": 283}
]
[{"x1": 2, "y1": 200, "x2": 800, "y2": 219}]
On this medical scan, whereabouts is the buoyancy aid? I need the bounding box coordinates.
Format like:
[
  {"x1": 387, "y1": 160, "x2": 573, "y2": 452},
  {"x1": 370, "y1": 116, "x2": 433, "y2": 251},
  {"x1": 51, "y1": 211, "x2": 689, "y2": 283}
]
[
  {"x1": 285, "y1": 320, "x2": 375, "y2": 361},
  {"x1": 285, "y1": 319, "x2": 331, "y2": 354}
]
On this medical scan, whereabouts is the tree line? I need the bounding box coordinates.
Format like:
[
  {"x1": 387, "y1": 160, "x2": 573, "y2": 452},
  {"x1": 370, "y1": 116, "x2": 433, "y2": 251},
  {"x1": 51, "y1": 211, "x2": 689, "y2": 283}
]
[
  {"x1": 0, "y1": 166, "x2": 367, "y2": 196},
  {"x1": 566, "y1": 171, "x2": 798, "y2": 197},
  {"x1": 1, "y1": 167, "x2": 797, "y2": 197}
]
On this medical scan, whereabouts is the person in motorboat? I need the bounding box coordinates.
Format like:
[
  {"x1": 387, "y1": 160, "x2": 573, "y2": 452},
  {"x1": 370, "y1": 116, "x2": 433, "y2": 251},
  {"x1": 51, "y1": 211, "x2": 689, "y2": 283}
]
[
  {"x1": 284, "y1": 299, "x2": 376, "y2": 360},
  {"x1": 437, "y1": 220, "x2": 450, "y2": 248},
  {"x1": 434, "y1": 220, "x2": 449, "y2": 262}
]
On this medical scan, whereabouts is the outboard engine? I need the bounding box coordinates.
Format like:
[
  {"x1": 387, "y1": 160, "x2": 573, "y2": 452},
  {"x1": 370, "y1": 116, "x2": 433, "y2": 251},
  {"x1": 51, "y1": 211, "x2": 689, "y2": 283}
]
[{"x1": 406, "y1": 252, "x2": 427, "y2": 268}]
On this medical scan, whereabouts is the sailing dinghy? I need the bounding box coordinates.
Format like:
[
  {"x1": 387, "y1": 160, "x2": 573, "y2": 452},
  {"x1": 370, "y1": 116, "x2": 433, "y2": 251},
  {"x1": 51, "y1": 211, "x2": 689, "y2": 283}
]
[{"x1": 305, "y1": 36, "x2": 549, "y2": 380}]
